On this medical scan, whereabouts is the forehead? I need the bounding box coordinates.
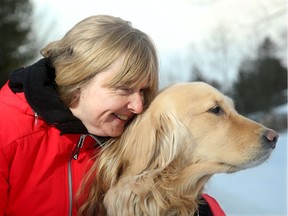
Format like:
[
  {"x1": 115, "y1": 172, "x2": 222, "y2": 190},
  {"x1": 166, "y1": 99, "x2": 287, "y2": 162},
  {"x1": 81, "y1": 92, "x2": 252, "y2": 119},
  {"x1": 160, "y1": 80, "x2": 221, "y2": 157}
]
[
  {"x1": 157, "y1": 82, "x2": 234, "y2": 111},
  {"x1": 105, "y1": 58, "x2": 154, "y2": 89},
  {"x1": 90, "y1": 59, "x2": 149, "y2": 89}
]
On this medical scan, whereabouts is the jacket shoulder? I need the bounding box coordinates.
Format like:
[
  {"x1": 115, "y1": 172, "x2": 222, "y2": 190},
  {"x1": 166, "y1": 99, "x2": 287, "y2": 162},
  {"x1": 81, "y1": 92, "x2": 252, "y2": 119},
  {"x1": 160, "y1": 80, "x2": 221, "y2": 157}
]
[{"x1": 0, "y1": 83, "x2": 48, "y2": 148}]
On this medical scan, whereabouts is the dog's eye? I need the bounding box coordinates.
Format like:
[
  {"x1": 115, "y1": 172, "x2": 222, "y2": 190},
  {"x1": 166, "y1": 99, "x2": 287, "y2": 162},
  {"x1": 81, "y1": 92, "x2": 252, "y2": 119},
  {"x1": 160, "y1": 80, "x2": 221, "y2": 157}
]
[{"x1": 208, "y1": 106, "x2": 222, "y2": 115}]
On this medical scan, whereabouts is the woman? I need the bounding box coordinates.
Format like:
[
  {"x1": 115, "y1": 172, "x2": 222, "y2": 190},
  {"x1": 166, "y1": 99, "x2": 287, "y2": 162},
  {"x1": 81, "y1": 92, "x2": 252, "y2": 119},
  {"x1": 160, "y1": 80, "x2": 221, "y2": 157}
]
[{"x1": 0, "y1": 15, "x2": 158, "y2": 216}]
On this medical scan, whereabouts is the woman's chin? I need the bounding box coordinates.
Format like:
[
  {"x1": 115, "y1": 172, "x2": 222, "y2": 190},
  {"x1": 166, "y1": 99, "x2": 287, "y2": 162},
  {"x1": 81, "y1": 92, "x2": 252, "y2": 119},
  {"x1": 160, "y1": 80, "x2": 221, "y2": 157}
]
[{"x1": 90, "y1": 127, "x2": 124, "y2": 138}]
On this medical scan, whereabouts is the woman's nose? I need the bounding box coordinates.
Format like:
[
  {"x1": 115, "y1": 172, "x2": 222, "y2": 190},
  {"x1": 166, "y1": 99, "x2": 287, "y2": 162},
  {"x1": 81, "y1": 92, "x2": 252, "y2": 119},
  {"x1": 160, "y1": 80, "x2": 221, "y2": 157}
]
[{"x1": 128, "y1": 93, "x2": 144, "y2": 114}]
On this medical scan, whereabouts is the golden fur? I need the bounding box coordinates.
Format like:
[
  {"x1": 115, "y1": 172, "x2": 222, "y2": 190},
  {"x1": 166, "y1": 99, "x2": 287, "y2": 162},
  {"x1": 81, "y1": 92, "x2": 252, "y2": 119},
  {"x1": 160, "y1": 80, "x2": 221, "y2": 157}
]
[{"x1": 79, "y1": 82, "x2": 278, "y2": 216}]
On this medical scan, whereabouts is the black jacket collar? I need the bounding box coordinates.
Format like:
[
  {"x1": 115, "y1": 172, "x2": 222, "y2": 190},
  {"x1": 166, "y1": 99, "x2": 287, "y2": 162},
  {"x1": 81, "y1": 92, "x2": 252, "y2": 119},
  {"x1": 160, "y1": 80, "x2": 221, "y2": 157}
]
[{"x1": 8, "y1": 58, "x2": 89, "y2": 135}]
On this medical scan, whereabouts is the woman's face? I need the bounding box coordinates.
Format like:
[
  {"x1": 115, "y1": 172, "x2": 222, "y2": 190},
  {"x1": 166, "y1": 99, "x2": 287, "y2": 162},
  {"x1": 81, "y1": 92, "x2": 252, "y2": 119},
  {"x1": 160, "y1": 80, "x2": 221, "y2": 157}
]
[{"x1": 69, "y1": 59, "x2": 149, "y2": 137}]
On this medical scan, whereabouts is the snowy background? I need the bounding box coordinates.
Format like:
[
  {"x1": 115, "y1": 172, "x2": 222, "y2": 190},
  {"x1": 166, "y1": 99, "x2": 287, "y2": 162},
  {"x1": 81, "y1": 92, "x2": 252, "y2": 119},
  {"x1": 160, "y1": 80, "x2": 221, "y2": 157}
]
[{"x1": 206, "y1": 105, "x2": 287, "y2": 216}]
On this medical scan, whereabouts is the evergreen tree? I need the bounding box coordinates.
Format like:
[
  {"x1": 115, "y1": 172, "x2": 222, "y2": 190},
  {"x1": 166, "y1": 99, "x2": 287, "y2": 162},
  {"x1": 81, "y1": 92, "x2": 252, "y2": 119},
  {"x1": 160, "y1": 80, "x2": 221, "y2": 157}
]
[
  {"x1": 233, "y1": 37, "x2": 287, "y2": 114},
  {"x1": 0, "y1": 0, "x2": 37, "y2": 87}
]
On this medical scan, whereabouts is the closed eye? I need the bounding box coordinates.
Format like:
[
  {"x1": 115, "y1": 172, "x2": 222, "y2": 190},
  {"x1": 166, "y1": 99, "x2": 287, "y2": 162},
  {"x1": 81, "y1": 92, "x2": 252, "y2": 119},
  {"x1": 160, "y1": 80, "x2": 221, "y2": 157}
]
[
  {"x1": 116, "y1": 86, "x2": 133, "y2": 95},
  {"x1": 208, "y1": 106, "x2": 223, "y2": 115}
]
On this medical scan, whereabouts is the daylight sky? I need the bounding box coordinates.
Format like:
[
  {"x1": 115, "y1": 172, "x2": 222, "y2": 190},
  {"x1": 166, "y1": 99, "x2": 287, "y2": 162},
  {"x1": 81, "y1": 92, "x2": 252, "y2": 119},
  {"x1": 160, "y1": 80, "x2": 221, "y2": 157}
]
[{"x1": 31, "y1": 0, "x2": 287, "y2": 87}]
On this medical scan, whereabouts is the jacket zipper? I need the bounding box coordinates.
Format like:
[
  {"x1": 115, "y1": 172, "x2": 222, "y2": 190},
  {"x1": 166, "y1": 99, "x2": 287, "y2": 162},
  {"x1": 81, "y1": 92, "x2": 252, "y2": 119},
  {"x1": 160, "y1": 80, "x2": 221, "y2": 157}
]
[
  {"x1": 90, "y1": 134, "x2": 106, "y2": 147},
  {"x1": 34, "y1": 111, "x2": 38, "y2": 126},
  {"x1": 68, "y1": 134, "x2": 86, "y2": 216}
]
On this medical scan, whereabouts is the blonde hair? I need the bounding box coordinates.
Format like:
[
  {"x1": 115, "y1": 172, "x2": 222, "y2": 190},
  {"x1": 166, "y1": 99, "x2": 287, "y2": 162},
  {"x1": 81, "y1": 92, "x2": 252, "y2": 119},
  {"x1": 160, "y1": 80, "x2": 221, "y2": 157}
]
[{"x1": 41, "y1": 15, "x2": 158, "y2": 108}]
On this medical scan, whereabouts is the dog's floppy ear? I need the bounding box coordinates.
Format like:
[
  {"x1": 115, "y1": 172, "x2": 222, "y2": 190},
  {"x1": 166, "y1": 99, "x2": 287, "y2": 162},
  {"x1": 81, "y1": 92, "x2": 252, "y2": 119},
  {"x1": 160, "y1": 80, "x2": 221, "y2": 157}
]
[
  {"x1": 114, "y1": 107, "x2": 192, "y2": 181},
  {"x1": 149, "y1": 110, "x2": 190, "y2": 171}
]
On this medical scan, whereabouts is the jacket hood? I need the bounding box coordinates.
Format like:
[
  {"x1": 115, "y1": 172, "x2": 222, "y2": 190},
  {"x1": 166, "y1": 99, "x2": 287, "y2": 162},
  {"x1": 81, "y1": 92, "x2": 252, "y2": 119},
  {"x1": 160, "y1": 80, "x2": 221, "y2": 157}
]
[{"x1": 8, "y1": 58, "x2": 89, "y2": 134}]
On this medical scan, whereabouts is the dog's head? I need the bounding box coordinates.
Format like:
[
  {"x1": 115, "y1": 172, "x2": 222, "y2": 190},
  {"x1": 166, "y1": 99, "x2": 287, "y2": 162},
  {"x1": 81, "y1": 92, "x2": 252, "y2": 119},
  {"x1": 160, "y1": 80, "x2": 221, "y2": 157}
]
[
  {"x1": 119, "y1": 82, "x2": 278, "y2": 175},
  {"x1": 101, "y1": 82, "x2": 279, "y2": 215}
]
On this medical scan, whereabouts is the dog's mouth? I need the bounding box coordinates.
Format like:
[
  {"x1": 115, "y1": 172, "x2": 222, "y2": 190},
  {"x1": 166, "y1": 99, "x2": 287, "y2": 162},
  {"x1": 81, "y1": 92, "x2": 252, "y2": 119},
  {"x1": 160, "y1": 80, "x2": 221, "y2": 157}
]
[{"x1": 219, "y1": 150, "x2": 273, "y2": 173}]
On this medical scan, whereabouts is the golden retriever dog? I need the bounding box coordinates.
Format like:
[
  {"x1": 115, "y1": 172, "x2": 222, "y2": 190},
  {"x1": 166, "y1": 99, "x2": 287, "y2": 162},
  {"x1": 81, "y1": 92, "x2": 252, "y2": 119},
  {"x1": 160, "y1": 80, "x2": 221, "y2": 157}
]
[{"x1": 80, "y1": 82, "x2": 279, "y2": 216}]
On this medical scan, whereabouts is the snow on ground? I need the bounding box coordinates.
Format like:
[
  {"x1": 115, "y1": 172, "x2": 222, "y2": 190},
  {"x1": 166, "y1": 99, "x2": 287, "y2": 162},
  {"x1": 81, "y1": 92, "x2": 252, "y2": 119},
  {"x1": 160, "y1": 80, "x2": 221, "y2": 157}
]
[{"x1": 205, "y1": 132, "x2": 287, "y2": 216}]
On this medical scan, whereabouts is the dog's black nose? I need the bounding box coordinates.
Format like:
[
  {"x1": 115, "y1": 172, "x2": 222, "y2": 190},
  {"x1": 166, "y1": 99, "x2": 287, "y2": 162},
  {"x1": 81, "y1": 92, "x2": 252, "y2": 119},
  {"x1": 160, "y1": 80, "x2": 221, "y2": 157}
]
[{"x1": 263, "y1": 129, "x2": 279, "y2": 149}]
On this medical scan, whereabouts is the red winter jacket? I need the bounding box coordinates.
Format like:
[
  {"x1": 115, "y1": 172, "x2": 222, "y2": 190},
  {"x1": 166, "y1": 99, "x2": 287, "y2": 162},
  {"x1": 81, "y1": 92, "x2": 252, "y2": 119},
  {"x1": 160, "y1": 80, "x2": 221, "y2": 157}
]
[{"x1": 0, "y1": 59, "x2": 107, "y2": 216}]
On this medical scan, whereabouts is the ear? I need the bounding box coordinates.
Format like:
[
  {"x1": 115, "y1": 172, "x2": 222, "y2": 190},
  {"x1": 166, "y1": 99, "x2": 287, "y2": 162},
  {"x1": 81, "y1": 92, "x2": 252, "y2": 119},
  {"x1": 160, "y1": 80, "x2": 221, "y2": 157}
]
[
  {"x1": 151, "y1": 110, "x2": 190, "y2": 170},
  {"x1": 116, "y1": 109, "x2": 190, "y2": 174}
]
